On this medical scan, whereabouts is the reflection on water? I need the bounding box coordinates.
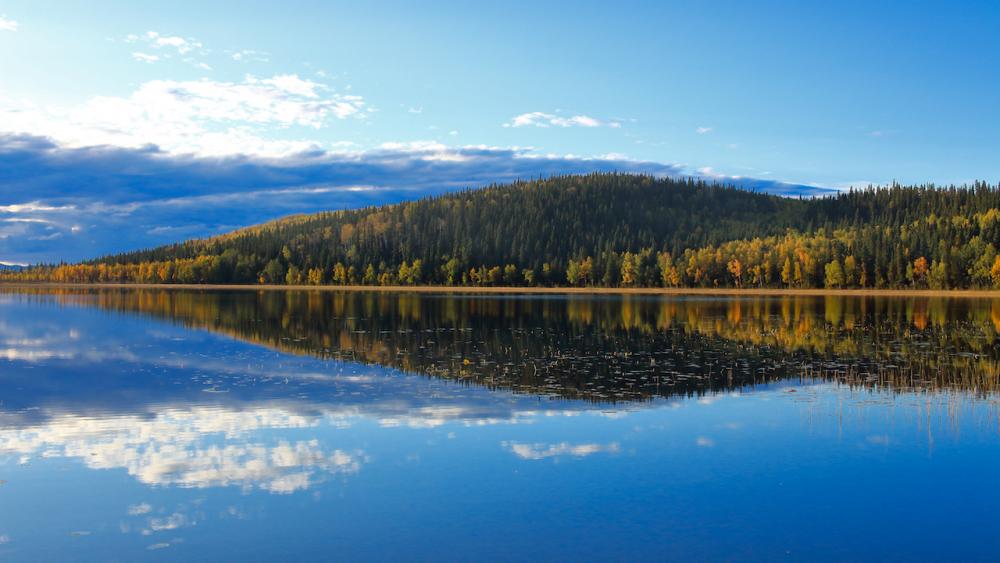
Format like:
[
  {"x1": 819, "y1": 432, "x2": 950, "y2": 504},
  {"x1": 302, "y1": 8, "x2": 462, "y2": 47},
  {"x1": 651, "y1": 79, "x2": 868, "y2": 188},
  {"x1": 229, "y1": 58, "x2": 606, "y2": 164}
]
[
  {"x1": 9, "y1": 288, "x2": 1000, "y2": 399},
  {"x1": 1, "y1": 406, "x2": 365, "y2": 493},
  {"x1": 1, "y1": 289, "x2": 1000, "y2": 561}
]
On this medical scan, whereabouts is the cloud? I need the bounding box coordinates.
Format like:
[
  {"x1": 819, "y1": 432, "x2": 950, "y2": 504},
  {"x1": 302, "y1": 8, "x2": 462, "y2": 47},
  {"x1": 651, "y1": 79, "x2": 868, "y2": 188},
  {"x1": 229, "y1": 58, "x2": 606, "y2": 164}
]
[
  {"x1": 126, "y1": 31, "x2": 202, "y2": 55},
  {"x1": 147, "y1": 543, "x2": 171, "y2": 551},
  {"x1": 0, "y1": 404, "x2": 365, "y2": 494},
  {"x1": 696, "y1": 126, "x2": 713, "y2": 134},
  {"x1": 0, "y1": 75, "x2": 366, "y2": 157},
  {"x1": 146, "y1": 512, "x2": 189, "y2": 532},
  {"x1": 124, "y1": 31, "x2": 213, "y2": 70},
  {"x1": 502, "y1": 441, "x2": 621, "y2": 460},
  {"x1": 0, "y1": 15, "x2": 17, "y2": 31},
  {"x1": 0, "y1": 133, "x2": 831, "y2": 264},
  {"x1": 132, "y1": 52, "x2": 160, "y2": 63},
  {"x1": 151, "y1": 34, "x2": 199, "y2": 54},
  {"x1": 128, "y1": 502, "x2": 153, "y2": 516},
  {"x1": 505, "y1": 112, "x2": 621, "y2": 129},
  {"x1": 230, "y1": 49, "x2": 269, "y2": 62}
]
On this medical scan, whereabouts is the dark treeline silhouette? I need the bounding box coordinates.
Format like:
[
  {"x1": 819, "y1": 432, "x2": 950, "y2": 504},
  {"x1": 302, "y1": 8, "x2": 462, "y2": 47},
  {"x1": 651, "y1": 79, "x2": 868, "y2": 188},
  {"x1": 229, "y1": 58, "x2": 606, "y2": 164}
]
[{"x1": 10, "y1": 173, "x2": 1000, "y2": 289}]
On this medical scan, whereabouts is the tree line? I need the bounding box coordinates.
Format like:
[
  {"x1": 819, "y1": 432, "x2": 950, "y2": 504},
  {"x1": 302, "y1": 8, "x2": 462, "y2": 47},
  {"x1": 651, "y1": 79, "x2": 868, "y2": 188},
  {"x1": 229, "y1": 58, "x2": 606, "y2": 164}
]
[{"x1": 7, "y1": 173, "x2": 1000, "y2": 289}]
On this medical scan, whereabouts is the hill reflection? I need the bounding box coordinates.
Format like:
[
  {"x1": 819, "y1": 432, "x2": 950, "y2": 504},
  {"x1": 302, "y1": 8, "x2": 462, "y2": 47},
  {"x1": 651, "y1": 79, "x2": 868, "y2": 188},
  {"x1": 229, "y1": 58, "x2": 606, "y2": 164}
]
[{"x1": 8, "y1": 288, "x2": 1000, "y2": 401}]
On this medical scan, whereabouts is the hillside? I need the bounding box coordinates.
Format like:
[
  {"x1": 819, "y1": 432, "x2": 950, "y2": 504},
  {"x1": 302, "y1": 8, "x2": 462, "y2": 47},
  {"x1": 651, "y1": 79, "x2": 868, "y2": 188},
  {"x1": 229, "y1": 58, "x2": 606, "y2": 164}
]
[{"x1": 10, "y1": 173, "x2": 1000, "y2": 289}]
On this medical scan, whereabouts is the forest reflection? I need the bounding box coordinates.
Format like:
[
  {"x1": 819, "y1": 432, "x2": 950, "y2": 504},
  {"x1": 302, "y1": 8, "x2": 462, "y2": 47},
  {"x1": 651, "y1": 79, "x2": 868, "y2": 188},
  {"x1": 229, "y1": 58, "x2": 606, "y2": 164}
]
[{"x1": 9, "y1": 288, "x2": 1000, "y2": 402}]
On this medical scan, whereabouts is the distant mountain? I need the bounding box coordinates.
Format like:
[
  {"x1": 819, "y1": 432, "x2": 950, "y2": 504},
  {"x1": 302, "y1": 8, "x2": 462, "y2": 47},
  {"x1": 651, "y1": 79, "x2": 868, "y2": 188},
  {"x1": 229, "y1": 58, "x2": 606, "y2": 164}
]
[
  {"x1": 11, "y1": 173, "x2": 1000, "y2": 289},
  {"x1": 726, "y1": 177, "x2": 836, "y2": 198},
  {"x1": 0, "y1": 133, "x2": 832, "y2": 265}
]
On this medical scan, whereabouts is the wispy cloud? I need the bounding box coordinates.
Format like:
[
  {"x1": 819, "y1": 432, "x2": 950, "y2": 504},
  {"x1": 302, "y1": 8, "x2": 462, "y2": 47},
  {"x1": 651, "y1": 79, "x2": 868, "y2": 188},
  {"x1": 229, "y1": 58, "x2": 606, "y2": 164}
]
[
  {"x1": 127, "y1": 503, "x2": 152, "y2": 516},
  {"x1": 123, "y1": 31, "x2": 211, "y2": 70},
  {"x1": 696, "y1": 126, "x2": 713, "y2": 134},
  {"x1": 502, "y1": 441, "x2": 621, "y2": 460},
  {"x1": 230, "y1": 49, "x2": 269, "y2": 63},
  {"x1": 125, "y1": 31, "x2": 202, "y2": 55},
  {"x1": 504, "y1": 112, "x2": 621, "y2": 129},
  {"x1": 0, "y1": 15, "x2": 17, "y2": 32},
  {"x1": 131, "y1": 52, "x2": 160, "y2": 63}
]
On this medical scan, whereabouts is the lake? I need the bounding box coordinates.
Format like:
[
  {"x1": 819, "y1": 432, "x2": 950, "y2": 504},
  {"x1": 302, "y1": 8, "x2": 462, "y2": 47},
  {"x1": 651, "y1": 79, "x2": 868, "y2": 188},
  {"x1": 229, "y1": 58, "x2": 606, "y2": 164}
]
[{"x1": 1, "y1": 288, "x2": 1000, "y2": 561}]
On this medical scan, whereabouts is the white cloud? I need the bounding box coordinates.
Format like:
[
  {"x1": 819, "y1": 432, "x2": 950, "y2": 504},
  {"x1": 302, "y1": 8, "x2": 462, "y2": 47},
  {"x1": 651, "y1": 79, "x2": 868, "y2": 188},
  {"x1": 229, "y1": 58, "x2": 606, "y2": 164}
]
[
  {"x1": 132, "y1": 52, "x2": 160, "y2": 63},
  {"x1": 0, "y1": 406, "x2": 366, "y2": 493},
  {"x1": 0, "y1": 202, "x2": 74, "y2": 214},
  {"x1": 696, "y1": 126, "x2": 713, "y2": 134},
  {"x1": 0, "y1": 15, "x2": 17, "y2": 31},
  {"x1": 134, "y1": 31, "x2": 202, "y2": 55},
  {"x1": 128, "y1": 502, "x2": 152, "y2": 516},
  {"x1": 505, "y1": 112, "x2": 620, "y2": 129},
  {"x1": 125, "y1": 31, "x2": 210, "y2": 69},
  {"x1": 154, "y1": 35, "x2": 195, "y2": 52},
  {"x1": 502, "y1": 441, "x2": 620, "y2": 460},
  {"x1": 2, "y1": 217, "x2": 52, "y2": 224},
  {"x1": 231, "y1": 49, "x2": 269, "y2": 63},
  {"x1": 0, "y1": 75, "x2": 367, "y2": 157},
  {"x1": 146, "y1": 512, "x2": 189, "y2": 532},
  {"x1": 597, "y1": 152, "x2": 631, "y2": 161},
  {"x1": 147, "y1": 542, "x2": 171, "y2": 550}
]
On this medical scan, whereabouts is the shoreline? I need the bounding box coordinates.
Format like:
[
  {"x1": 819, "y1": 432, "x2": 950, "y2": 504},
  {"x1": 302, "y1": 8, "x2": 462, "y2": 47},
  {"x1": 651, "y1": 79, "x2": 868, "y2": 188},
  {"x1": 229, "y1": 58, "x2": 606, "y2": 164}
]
[{"x1": 3, "y1": 282, "x2": 1000, "y2": 298}]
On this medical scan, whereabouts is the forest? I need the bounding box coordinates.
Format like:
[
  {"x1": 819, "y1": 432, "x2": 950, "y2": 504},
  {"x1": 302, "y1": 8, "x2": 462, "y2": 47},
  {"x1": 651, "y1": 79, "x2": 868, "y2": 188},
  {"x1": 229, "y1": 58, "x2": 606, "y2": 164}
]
[{"x1": 8, "y1": 173, "x2": 1000, "y2": 289}]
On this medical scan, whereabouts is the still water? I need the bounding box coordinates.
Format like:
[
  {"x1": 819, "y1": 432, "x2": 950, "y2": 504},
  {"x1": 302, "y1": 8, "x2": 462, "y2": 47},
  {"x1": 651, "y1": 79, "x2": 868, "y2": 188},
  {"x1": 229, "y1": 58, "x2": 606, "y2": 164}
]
[{"x1": 1, "y1": 288, "x2": 999, "y2": 561}]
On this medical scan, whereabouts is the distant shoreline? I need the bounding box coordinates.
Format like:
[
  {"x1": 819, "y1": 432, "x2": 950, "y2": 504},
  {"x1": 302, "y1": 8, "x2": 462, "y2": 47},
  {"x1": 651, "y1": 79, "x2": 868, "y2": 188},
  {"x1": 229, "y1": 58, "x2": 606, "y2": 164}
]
[{"x1": 3, "y1": 282, "x2": 1000, "y2": 298}]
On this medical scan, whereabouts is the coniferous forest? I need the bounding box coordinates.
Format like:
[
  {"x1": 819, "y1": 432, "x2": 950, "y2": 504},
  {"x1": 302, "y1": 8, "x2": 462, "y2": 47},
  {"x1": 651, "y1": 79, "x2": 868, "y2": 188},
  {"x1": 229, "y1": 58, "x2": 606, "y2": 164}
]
[{"x1": 9, "y1": 173, "x2": 1000, "y2": 289}]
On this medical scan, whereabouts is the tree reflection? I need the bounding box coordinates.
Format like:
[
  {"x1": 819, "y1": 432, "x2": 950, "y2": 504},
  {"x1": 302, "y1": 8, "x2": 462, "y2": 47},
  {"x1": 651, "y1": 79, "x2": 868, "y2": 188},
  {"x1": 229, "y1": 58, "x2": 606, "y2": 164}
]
[{"x1": 8, "y1": 288, "x2": 1000, "y2": 401}]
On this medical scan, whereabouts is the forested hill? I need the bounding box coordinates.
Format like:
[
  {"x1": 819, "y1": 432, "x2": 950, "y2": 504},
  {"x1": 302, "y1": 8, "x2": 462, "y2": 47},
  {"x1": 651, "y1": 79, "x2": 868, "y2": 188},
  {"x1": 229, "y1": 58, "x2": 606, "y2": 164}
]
[{"x1": 12, "y1": 173, "x2": 1000, "y2": 289}]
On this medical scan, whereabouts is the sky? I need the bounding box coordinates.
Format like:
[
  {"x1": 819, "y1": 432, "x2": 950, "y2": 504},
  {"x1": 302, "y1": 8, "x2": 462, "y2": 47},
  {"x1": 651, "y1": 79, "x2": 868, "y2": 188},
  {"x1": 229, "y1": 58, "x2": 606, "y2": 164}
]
[{"x1": 1, "y1": 0, "x2": 999, "y2": 264}]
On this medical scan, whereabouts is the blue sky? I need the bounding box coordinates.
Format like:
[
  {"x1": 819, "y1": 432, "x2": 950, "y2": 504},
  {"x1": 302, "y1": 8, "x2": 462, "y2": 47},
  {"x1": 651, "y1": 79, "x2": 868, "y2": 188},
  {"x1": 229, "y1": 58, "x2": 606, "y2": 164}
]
[{"x1": 1, "y1": 0, "x2": 999, "y2": 263}]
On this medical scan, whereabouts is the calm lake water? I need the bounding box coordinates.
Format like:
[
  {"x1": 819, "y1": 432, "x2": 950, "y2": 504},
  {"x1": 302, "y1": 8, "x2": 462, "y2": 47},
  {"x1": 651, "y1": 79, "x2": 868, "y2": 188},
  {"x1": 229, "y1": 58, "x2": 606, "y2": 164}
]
[{"x1": 2, "y1": 288, "x2": 1000, "y2": 561}]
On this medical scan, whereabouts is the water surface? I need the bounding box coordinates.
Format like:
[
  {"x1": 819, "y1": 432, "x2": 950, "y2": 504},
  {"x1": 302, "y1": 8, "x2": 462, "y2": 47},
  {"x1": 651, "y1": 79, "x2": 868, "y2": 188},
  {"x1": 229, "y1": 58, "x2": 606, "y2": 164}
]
[{"x1": 1, "y1": 289, "x2": 999, "y2": 561}]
